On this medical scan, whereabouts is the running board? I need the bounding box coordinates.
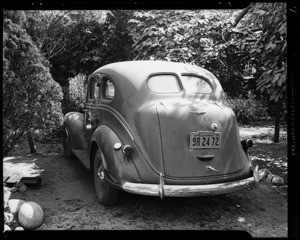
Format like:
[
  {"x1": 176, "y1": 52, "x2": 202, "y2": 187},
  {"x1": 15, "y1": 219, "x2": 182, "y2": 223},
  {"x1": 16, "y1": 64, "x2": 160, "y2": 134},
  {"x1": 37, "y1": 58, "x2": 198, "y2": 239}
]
[{"x1": 72, "y1": 150, "x2": 90, "y2": 170}]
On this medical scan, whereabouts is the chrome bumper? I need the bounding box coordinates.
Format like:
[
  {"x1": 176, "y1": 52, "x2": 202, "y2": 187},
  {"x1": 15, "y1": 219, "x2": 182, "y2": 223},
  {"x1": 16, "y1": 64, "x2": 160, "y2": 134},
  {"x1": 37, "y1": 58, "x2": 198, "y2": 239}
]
[{"x1": 121, "y1": 166, "x2": 260, "y2": 199}]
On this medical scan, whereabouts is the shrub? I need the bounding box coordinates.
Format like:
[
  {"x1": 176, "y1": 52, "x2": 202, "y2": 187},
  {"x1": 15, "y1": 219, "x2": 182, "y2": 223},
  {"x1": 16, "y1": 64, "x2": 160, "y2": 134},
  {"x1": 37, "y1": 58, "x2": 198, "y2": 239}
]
[
  {"x1": 227, "y1": 94, "x2": 268, "y2": 125},
  {"x1": 3, "y1": 11, "x2": 63, "y2": 155}
]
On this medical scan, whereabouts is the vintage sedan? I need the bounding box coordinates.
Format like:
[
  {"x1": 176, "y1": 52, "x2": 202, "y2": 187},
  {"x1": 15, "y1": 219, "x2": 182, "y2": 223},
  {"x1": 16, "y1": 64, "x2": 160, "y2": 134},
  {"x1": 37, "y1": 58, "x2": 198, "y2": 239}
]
[{"x1": 63, "y1": 60, "x2": 260, "y2": 206}]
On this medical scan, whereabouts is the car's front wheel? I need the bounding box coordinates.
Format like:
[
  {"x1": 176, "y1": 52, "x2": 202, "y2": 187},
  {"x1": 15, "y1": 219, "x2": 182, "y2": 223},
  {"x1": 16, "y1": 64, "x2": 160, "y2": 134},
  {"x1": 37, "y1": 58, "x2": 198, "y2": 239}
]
[{"x1": 93, "y1": 149, "x2": 119, "y2": 206}]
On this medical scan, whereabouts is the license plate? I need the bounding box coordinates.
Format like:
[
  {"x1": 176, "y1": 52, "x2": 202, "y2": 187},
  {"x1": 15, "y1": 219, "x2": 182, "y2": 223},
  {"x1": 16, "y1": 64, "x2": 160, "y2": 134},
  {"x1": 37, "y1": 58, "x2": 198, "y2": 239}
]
[{"x1": 190, "y1": 131, "x2": 221, "y2": 149}]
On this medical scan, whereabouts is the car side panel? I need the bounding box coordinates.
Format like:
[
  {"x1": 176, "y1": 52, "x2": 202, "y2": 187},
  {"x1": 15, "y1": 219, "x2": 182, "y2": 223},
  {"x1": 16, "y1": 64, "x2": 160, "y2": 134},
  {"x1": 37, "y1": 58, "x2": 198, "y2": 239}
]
[
  {"x1": 64, "y1": 112, "x2": 88, "y2": 150},
  {"x1": 91, "y1": 125, "x2": 142, "y2": 185},
  {"x1": 90, "y1": 106, "x2": 160, "y2": 185}
]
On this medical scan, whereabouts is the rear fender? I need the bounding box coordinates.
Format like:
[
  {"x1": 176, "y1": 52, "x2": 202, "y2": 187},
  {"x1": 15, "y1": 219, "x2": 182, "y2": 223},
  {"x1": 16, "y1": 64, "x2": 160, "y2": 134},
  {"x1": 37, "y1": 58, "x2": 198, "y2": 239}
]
[
  {"x1": 64, "y1": 112, "x2": 88, "y2": 150},
  {"x1": 91, "y1": 125, "x2": 141, "y2": 185}
]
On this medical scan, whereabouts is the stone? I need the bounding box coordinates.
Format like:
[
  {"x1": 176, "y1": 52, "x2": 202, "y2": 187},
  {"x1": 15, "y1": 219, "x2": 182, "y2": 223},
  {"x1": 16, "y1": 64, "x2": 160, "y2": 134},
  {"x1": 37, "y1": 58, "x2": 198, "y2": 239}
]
[
  {"x1": 4, "y1": 212, "x2": 14, "y2": 223},
  {"x1": 11, "y1": 187, "x2": 18, "y2": 192},
  {"x1": 267, "y1": 173, "x2": 274, "y2": 182},
  {"x1": 4, "y1": 224, "x2": 11, "y2": 231},
  {"x1": 18, "y1": 184, "x2": 27, "y2": 193},
  {"x1": 272, "y1": 175, "x2": 284, "y2": 185},
  {"x1": 15, "y1": 181, "x2": 24, "y2": 188},
  {"x1": 18, "y1": 202, "x2": 44, "y2": 230},
  {"x1": 8, "y1": 199, "x2": 26, "y2": 216},
  {"x1": 258, "y1": 169, "x2": 268, "y2": 180},
  {"x1": 14, "y1": 226, "x2": 24, "y2": 231}
]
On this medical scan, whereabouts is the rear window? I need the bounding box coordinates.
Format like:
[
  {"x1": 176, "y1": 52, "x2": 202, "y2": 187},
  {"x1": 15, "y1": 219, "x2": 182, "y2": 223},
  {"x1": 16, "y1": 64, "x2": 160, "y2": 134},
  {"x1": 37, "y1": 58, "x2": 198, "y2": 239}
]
[
  {"x1": 147, "y1": 75, "x2": 181, "y2": 93},
  {"x1": 181, "y1": 75, "x2": 213, "y2": 94}
]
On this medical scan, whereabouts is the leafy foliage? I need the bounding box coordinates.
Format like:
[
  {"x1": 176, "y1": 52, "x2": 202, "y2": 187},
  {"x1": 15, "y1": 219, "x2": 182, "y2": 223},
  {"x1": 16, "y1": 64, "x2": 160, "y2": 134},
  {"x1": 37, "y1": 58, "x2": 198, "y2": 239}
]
[
  {"x1": 67, "y1": 74, "x2": 87, "y2": 111},
  {"x1": 24, "y1": 10, "x2": 133, "y2": 113},
  {"x1": 248, "y1": 3, "x2": 287, "y2": 103},
  {"x1": 128, "y1": 5, "x2": 286, "y2": 101},
  {"x1": 128, "y1": 10, "x2": 258, "y2": 98},
  {"x1": 227, "y1": 92, "x2": 268, "y2": 125},
  {"x1": 69, "y1": 74, "x2": 86, "y2": 103},
  {"x1": 3, "y1": 11, "x2": 63, "y2": 155}
]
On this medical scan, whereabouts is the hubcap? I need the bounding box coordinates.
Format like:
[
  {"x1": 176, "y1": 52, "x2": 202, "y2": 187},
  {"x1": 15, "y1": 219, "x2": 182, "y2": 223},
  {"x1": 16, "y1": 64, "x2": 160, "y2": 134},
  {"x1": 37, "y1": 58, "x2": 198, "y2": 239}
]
[{"x1": 97, "y1": 166, "x2": 104, "y2": 180}]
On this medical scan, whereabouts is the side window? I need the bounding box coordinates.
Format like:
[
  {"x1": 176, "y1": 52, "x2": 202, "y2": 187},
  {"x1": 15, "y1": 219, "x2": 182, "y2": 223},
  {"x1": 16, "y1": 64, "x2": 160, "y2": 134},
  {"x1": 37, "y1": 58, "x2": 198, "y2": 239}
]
[
  {"x1": 89, "y1": 76, "x2": 101, "y2": 100},
  {"x1": 103, "y1": 79, "x2": 115, "y2": 100}
]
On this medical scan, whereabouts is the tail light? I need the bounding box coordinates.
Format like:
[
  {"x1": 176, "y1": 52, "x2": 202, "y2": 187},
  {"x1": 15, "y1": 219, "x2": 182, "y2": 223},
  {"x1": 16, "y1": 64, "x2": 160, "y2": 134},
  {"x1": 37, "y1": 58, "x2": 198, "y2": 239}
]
[
  {"x1": 122, "y1": 145, "x2": 133, "y2": 157},
  {"x1": 241, "y1": 139, "x2": 253, "y2": 153}
]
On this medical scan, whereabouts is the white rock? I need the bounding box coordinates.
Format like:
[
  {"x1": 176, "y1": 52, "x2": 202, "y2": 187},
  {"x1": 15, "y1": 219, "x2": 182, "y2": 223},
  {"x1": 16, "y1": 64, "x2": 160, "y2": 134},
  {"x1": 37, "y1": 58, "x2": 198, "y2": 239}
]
[
  {"x1": 14, "y1": 226, "x2": 24, "y2": 231},
  {"x1": 8, "y1": 199, "x2": 26, "y2": 216},
  {"x1": 4, "y1": 224, "x2": 11, "y2": 231},
  {"x1": 258, "y1": 170, "x2": 267, "y2": 180},
  {"x1": 18, "y1": 202, "x2": 44, "y2": 230},
  {"x1": 4, "y1": 212, "x2": 14, "y2": 223}
]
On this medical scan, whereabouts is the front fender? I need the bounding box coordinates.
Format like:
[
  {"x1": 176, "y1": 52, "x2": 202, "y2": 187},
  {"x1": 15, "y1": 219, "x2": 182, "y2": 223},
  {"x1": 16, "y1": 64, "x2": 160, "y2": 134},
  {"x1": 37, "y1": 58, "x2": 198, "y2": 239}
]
[
  {"x1": 91, "y1": 125, "x2": 142, "y2": 185},
  {"x1": 64, "y1": 112, "x2": 88, "y2": 150}
]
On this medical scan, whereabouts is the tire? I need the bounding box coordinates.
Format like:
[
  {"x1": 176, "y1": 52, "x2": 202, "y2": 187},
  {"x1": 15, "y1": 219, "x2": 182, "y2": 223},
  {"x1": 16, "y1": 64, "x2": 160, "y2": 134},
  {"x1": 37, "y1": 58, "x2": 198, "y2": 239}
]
[
  {"x1": 93, "y1": 149, "x2": 119, "y2": 206},
  {"x1": 62, "y1": 128, "x2": 75, "y2": 158}
]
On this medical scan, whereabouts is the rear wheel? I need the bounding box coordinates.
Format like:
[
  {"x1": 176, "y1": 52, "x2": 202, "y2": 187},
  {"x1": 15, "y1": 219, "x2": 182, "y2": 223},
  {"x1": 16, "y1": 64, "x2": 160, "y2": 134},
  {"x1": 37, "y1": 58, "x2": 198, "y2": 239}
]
[
  {"x1": 62, "y1": 128, "x2": 74, "y2": 158},
  {"x1": 93, "y1": 149, "x2": 119, "y2": 206}
]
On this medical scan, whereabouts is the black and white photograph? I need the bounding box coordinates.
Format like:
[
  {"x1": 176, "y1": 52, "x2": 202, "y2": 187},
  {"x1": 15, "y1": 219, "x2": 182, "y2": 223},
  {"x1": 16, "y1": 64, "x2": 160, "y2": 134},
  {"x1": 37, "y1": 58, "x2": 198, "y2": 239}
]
[{"x1": 3, "y1": 2, "x2": 296, "y2": 238}]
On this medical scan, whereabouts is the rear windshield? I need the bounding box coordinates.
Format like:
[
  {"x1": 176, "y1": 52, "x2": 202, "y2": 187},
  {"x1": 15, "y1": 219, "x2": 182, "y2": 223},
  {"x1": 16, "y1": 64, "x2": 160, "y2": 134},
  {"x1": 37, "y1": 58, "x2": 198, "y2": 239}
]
[
  {"x1": 147, "y1": 75, "x2": 181, "y2": 93},
  {"x1": 181, "y1": 75, "x2": 213, "y2": 94}
]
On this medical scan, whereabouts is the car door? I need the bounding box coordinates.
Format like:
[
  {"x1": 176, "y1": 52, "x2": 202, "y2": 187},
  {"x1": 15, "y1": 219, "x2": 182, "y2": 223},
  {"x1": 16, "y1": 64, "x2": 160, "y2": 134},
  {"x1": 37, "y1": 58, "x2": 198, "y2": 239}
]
[
  {"x1": 85, "y1": 73, "x2": 116, "y2": 145},
  {"x1": 85, "y1": 74, "x2": 102, "y2": 145}
]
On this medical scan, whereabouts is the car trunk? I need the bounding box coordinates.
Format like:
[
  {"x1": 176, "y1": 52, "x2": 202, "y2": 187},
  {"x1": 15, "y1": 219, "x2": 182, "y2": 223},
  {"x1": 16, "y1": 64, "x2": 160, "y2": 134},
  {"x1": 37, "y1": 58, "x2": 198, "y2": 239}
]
[{"x1": 156, "y1": 99, "x2": 244, "y2": 179}]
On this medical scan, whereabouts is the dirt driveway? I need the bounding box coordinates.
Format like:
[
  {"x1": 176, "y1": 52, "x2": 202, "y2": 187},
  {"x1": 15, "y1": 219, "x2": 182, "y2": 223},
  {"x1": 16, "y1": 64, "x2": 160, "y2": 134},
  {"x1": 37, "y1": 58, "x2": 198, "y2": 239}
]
[{"x1": 3, "y1": 126, "x2": 287, "y2": 237}]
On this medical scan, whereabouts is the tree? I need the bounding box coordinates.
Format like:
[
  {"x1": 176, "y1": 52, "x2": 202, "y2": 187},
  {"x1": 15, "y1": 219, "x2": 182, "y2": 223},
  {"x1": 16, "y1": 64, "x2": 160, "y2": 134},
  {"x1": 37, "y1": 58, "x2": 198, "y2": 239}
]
[
  {"x1": 127, "y1": 9, "x2": 258, "y2": 97},
  {"x1": 128, "y1": 5, "x2": 287, "y2": 142},
  {"x1": 24, "y1": 10, "x2": 133, "y2": 113},
  {"x1": 24, "y1": 11, "x2": 104, "y2": 112},
  {"x1": 3, "y1": 11, "x2": 63, "y2": 155},
  {"x1": 247, "y1": 3, "x2": 287, "y2": 142}
]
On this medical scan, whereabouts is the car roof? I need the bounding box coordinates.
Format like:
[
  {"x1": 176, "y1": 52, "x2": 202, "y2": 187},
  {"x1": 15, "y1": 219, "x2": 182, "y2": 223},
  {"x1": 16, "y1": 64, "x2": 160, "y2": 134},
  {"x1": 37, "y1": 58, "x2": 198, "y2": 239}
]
[{"x1": 91, "y1": 60, "x2": 218, "y2": 87}]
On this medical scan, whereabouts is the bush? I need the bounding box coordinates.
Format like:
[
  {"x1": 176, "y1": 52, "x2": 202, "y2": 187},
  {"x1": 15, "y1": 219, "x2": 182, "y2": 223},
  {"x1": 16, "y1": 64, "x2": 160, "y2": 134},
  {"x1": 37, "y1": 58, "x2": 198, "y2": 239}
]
[
  {"x1": 69, "y1": 74, "x2": 86, "y2": 104},
  {"x1": 227, "y1": 95, "x2": 268, "y2": 125},
  {"x1": 3, "y1": 11, "x2": 63, "y2": 155}
]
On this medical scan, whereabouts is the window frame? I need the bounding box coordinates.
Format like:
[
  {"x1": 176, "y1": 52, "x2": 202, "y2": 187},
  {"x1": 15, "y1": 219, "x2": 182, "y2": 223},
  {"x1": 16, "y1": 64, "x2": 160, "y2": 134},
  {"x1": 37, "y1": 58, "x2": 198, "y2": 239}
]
[
  {"x1": 180, "y1": 73, "x2": 215, "y2": 95},
  {"x1": 146, "y1": 72, "x2": 183, "y2": 94},
  {"x1": 87, "y1": 73, "x2": 116, "y2": 104},
  {"x1": 88, "y1": 75, "x2": 102, "y2": 102},
  {"x1": 101, "y1": 76, "x2": 116, "y2": 103}
]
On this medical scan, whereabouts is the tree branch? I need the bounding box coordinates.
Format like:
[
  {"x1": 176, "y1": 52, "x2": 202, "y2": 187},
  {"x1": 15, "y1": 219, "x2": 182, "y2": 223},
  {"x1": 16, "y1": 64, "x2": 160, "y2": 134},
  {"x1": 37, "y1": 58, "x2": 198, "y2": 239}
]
[
  {"x1": 47, "y1": 10, "x2": 72, "y2": 32},
  {"x1": 48, "y1": 37, "x2": 86, "y2": 60},
  {"x1": 224, "y1": 2, "x2": 255, "y2": 42},
  {"x1": 48, "y1": 39, "x2": 67, "y2": 59}
]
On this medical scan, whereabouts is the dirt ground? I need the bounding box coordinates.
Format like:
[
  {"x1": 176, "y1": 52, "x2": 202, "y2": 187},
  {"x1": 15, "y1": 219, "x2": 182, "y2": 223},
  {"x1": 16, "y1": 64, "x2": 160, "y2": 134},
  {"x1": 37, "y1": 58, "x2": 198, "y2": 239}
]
[{"x1": 3, "y1": 126, "x2": 288, "y2": 237}]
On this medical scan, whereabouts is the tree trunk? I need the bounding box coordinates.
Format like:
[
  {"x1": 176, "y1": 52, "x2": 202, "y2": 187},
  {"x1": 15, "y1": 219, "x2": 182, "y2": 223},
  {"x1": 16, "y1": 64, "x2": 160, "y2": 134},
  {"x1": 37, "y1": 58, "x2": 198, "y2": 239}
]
[
  {"x1": 224, "y1": 2, "x2": 255, "y2": 41},
  {"x1": 232, "y1": 3, "x2": 255, "y2": 27},
  {"x1": 61, "y1": 81, "x2": 70, "y2": 114},
  {"x1": 27, "y1": 134, "x2": 37, "y2": 153},
  {"x1": 274, "y1": 100, "x2": 282, "y2": 143}
]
